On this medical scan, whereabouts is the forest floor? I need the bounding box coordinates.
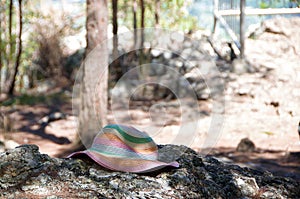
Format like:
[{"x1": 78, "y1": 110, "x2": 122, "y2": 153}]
[
  {"x1": 1, "y1": 16, "x2": 300, "y2": 180},
  {"x1": 1, "y1": 55, "x2": 300, "y2": 181}
]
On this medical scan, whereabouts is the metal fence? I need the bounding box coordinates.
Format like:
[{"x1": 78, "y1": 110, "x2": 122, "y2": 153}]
[
  {"x1": 213, "y1": 0, "x2": 300, "y2": 58},
  {"x1": 218, "y1": 0, "x2": 240, "y2": 37}
]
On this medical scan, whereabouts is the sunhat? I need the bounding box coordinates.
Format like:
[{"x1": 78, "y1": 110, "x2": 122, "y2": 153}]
[{"x1": 67, "y1": 124, "x2": 179, "y2": 173}]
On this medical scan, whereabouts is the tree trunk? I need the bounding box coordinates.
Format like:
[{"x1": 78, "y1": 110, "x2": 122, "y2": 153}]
[
  {"x1": 8, "y1": 0, "x2": 13, "y2": 57},
  {"x1": 112, "y1": 0, "x2": 118, "y2": 58},
  {"x1": 76, "y1": 0, "x2": 108, "y2": 149},
  {"x1": 139, "y1": 0, "x2": 145, "y2": 48},
  {"x1": 138, "y1": 0, "x2": 145, "y2": 68},
  {"x1": 133, "y1": 0, "x2": 137, "y2": 48},
  {"x1": 0, "y1": 7, "x2": 2, "y2": 93},
  {"x1": 7, "y1": 0, "x2": 22, "y2": 96},
  {"x1": 155, "y1": 0, "x2": 160, "y2": 28},
  {"x1": 112, "y1": 0, "x2": 118, "y2": 36},
  {"x1": 5, "y1": 0, "x2": 13, "y2": 84},
  {"x1": 111, "y1": 0, "x2": 119, "y2": 77}
]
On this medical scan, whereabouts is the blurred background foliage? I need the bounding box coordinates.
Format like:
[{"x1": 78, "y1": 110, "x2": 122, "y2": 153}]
[
  {"x1": 0, "y1": 0, "x2": 199, "y2": 100},
  {"x1": 0, "y1": 0, "x2": 298, "y2": 101}
]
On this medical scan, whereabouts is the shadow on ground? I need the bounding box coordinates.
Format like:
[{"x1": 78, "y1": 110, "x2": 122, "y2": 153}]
[
  {"x1": 205, "y1": 147, "x2": 300, "y2": 181},
  {"x1": 19, "y1": 124, "x2": 71, "y2": 145}
]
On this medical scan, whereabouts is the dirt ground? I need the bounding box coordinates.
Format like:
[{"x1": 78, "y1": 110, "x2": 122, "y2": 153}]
[
  {"x1": 1, "y1": 18, "x2": 300, "y2": 180},
  {"x1": 1, "y1": 55, "x2": 300, "y2": 181}
]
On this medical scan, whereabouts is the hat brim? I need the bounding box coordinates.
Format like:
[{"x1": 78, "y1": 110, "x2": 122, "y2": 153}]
[{"x1": 68, "y1": 150, "x2": 179, "y2": 173}]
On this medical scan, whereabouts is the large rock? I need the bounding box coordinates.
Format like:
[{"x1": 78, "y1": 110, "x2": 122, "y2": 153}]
[
  {"x1": 0, "y1": 145, "x2": 299, "y2": 198},
  {"x1": 246, "y1": 17, "x2": 300, "y2": 71}
]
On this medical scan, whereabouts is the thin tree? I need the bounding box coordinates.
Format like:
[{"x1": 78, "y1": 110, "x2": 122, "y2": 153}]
[
  {"x1": 137, "y1": 0, "x2": 146, "y2": 71},
  {"x1": 112, "y1": 0, "x2": 118, "y2": 42},
  {"x1": 0, "y1": 5, "x2": 2, "y2": 94},
  {"x1": 155, "y1": 0, "x2": 160, "y2": 28},
  {"x1": 111, "y1": 0, "x2": 119, "y2": 76},
  {"x1": 5, "y1": 0, "x2": 13, "y2": 84},
  {"x1": 7, "y1": 0, "x2": 23, "y2": 95},
  {"x1": 133, "y1": 0, "x2": 137, "y2": 47},
  {"x1": 75, "y1": 0, "x2": 108, "y2": 149},
  {"x1": 139, "y1": 0, "x2": 145, "y2": 48}
]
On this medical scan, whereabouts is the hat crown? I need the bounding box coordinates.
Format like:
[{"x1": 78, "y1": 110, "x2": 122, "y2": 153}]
[
  {"x1": 68, "y1": 124, "x2": 179, "y2": 173},
  {"x1": 89, "y1": 124, "x2": 158, "y2": 161}
]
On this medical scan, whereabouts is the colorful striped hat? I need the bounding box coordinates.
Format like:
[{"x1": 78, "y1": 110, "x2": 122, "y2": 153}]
[{"x1": 67, "y1": 124, "x2": 179, "y2": 173}]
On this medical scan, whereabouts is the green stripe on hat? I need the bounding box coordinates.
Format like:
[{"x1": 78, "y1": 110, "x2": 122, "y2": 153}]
[{"x1": 104, "y1": 124, "x2": 153, "y2": 144}]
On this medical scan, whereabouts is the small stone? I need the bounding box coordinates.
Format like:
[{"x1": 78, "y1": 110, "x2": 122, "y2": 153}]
[
  {"x1": 183, "y1": 40, "x2": 192, "y2": 48},
  {"x1": 236, "y1": 138, "x2": 256, "y2": 152},
  {"x1": 109, "y1": 180, "x2": 119, "y2": 189},
  {"x1": 191, "y1": 50, "x2": 203, "y2": 59},
  {"x1": 151, "y1": 49, "x2": 162, "y2": 57},
  {"x1": 198, "y1": 88, "x2": 210, "y2": 100},
  {"x1": 232, "y1": 59, "x2": 248, "y2": 74},
  {"x1": 185, "y1": 61, "x2": 198, "y2": 70},
  {"x1": 237, "y1": 87, "x2": 251, "y2": 96},
  {"x1": 181, "y1": 48, "x2": 193, "y2": 59},
  {"x1": 233, "y1": 176, "x2": 259, "y2": 197},
  {"x1": 163, "y1": 51, "x2": 172, "y2": 59},
  {"x1": 174, "y1": 60, "x2": 183, "y2": 68},
  {"x1": 38, "y1": 112, "x2": 66, "y2": 125},
  {"x1": 270, "y1": 101, "x2": 279, "y2": 107}
]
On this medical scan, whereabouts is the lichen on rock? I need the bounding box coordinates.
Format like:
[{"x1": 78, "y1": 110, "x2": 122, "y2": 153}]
[{"x1": 0, "y1": 144, "x2": 299, "y2": 198}]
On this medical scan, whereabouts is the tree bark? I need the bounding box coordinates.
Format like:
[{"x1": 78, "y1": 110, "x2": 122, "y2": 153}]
[
  {"x1": 85, "y1": 0, "x2": 108, "y2": 55},
  {"x1": 138, "y1": 0, "x2": 145, "y2": 68},
  {"x1": 155, "y1": 0, "x2": 160, "y2": 28},
  {"x1": 5, "y1": 0, "x2": 13, "y2": 84},
  {"x1": 139, "y1": 0, "x2": 145, "y2": 48},
  {"x1": 7, "y1": 0, "x2": 22, "y2": 95},
  {"x1": 112, "y1": 0, "x2": 118, "y2": 36},
  {"x1": 0, "y1": 7, "x2": 2, "y2": 93},
  {"x1": 76, "y1": 0, "x2": 108, "y2": 148},
  {"x1": 133, "y1": 0, "x2": 137, "y2": 47},
  {"x1": 112, "y1": 0, "x2": 118, "y2": 59},
  {"x1": 111, "y1": 0, "x2": 121, "y2": 80}
]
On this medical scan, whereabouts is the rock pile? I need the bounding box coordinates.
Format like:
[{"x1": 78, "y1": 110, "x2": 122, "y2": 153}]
[
  {"x1": 109, "y1": 30, "x2": 224, "y2": 101},
  {"x1": 1, "y1": 145, "x2": 299, "y2": 198},
  {"x1": 246, "y1": 17, "x2": 300, "y2": 71}
]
